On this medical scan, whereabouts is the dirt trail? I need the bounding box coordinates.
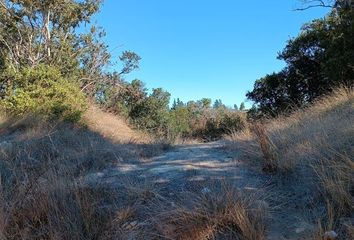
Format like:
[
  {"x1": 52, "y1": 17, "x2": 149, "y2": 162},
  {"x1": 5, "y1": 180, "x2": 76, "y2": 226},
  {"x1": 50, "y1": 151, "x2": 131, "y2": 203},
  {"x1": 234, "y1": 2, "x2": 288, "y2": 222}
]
[
  {"x1": 87, "y1": 142, "x2": 309, "y2": 239},
  {"x1": 90, "y1": 142, "x2": 266, "y2": 191}
]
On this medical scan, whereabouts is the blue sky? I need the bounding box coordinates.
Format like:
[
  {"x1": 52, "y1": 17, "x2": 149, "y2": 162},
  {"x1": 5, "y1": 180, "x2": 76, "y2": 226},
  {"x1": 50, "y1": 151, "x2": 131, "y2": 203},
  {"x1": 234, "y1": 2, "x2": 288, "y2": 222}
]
[{"x1": 95, "y1": 0, "x2": 330, "y2": 108}]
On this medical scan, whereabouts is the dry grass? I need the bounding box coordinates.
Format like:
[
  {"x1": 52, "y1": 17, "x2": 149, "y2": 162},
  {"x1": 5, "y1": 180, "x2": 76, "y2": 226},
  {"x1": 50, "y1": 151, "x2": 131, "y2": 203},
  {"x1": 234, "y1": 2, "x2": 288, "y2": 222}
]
[
  {"x1": 252, "y1": 124, "x2": 278, "y2": 173},
  {"x1": 0, "y1": 113, "x2": 169, "y2": 239},
  {"x1": 83, "y1": 105, "x2": 151, "y2": 144},
  {"x1": 0, "y1": 113, "x2": 267, "y2": 239},
  {"x1": 154, "y1": 184, "x2": 267, "y2": 240},
  {"x1": 225, "y1": 87, "x2": 354, "y2": 238}
]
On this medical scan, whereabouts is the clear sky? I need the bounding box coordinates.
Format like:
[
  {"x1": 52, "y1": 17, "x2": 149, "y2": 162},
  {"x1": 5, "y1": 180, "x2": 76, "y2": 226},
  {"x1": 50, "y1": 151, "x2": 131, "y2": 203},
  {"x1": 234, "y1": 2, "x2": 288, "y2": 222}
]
[{"x1": 95, "y1": 0, "x2": 330, "y2": 108}]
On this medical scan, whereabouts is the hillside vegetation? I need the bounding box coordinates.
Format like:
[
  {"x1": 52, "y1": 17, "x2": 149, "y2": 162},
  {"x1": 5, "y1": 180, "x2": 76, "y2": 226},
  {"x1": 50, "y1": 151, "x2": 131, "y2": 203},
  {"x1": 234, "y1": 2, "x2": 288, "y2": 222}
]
[
  {"x1": 0, "y1": 112, "x2": 170, "y2": 239},
  {"x1": 226, "y1": 88, "x2": 354, "y2": 238},
  {"x1": 0, "y1": 0, "x2": 353, "y2": 239}
]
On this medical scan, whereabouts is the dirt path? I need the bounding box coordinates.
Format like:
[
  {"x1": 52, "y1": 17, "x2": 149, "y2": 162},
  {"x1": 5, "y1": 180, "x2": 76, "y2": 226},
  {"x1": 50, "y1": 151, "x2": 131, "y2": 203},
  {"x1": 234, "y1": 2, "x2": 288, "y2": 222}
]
[
  {"x1": 89, "y1": 142, "x2": 267, "y2": 192},
  {"x1": 86, "y1": 142, "x2": 309, "y2": 239}
]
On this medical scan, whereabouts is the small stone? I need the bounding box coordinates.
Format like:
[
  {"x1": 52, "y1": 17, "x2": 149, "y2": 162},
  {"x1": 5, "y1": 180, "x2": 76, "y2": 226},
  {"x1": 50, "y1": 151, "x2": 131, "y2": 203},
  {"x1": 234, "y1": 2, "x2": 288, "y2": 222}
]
[
  {"x1": 122, "y1": 221, "x2": 138, "y2": 230},
  {"x1": 201, "y1": 187, "x2": 211, "y2": 194},
  {"x1": 324, "y1": 230, "x2": 338, "y2": 240}
]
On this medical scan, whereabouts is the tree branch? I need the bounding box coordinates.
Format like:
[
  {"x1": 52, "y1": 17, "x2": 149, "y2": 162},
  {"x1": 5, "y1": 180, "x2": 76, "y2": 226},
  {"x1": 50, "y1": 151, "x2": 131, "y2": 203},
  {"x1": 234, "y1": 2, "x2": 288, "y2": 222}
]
[
  {"x1": 295, "y1": 0, "x2": 334, "y2": 10},
  {"x1": 0, "y1": 0, "x2": 7, "y2": 11}
]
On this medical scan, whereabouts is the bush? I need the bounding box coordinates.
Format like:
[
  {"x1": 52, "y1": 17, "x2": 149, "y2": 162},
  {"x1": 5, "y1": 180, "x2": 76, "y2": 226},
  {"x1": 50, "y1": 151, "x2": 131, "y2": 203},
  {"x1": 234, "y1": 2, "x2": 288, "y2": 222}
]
[
  {"x1": 199, "y1": 110, "x2": 247, "y2": 141},
  {"x1": 0, "y1": 65, "x2": 87, "y2": 122},
  {"x1": 167, "y1": 107, "x2": 191, "y2": 139}
]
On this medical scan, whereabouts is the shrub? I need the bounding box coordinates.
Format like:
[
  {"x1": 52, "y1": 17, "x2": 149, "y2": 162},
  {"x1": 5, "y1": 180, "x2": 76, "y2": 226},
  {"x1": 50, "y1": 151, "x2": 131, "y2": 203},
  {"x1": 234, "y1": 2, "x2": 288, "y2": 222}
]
[
  {"x1": 200, "y1": 110, "x2": 247, "y2": 141},
  {"x1": 167, "y1": 107, "x2": 191, "y2": 139},
  {"x1": 0, "y1": 65, "x2": 87, "y2": 122}
]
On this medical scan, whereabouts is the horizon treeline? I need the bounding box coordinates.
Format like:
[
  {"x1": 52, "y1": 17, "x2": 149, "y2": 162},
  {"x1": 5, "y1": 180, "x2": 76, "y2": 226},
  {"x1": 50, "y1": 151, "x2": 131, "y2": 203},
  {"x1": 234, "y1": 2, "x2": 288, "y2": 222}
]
[{"x1": 0, "y1": 0, "x2": 352, "y2": 139}]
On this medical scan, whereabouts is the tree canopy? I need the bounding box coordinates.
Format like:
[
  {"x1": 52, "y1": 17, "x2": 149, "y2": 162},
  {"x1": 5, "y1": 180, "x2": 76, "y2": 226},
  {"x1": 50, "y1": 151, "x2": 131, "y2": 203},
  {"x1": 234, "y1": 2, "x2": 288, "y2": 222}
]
[{"x1": 247, "y1": 6, "x2": 353, "y2": 116}]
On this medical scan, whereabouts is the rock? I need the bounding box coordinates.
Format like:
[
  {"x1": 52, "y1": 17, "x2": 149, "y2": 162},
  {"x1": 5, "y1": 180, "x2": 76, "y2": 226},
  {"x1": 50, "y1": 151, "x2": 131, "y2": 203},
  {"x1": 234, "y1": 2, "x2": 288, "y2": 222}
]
[
  {"x1": 324, "y1": 230, "x2": 338, "y2": 240},
  {"x1": 122, "y1": 221, "x2": 138, "y2": 230},
  {"x1": 293, "y1": 222, "x2": 314, "y2": 236},
  {"x1": 201, "y1": 187, "x2": 211, "y2": 194}
]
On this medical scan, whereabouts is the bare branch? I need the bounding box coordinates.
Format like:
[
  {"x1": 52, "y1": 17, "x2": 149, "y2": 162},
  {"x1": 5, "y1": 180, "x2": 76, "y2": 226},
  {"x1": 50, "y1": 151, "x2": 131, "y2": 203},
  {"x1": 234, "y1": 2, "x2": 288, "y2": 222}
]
[
  {"x1": 0, "y1": 1, "x2": 6, "y2": 11},
  {"x1": 295, "y1": 0, "x2": 334, "y2": 10}
]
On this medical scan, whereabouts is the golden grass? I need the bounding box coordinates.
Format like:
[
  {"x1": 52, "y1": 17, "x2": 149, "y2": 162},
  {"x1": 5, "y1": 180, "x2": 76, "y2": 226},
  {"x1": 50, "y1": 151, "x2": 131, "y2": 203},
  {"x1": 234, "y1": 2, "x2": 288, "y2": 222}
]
[
  {"x1": 0, "y1": 113, "x2": 267, "y2": 239},
  {"x1": 252, "y1": 123, "x2": 278, "y2": 173},
  {"x1": 0, "y1": 113, "x2": 170, "y2": 239},
  {"x1": 226, "y1": 87, "x2": 354, "y2": 238},
  {"x1": 155, "y1": 185, "x2": 267, "y2": 240},
  {"x1": 83, "y1": 105, "x2": 151, "y2": 144}
]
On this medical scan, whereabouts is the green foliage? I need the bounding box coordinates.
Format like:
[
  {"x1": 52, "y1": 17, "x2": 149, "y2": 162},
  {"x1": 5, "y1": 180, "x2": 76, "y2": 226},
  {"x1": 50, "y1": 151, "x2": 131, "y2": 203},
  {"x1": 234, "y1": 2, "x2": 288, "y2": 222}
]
[
  {"x1": 167, "y1": 100, "x2": 247, "y2": 141},
  {"x1": 106, "y1": 81, "x2": 171, "y2": 135},
  {"x1": 0, "y1": 0, "x2": 141, "y2": 99},
  {"x1": 199, "y1": 98, "x2": 212, "y2": 109},
  {"x1": 119, "y1": 51, "x2": 142, "y2": 75},
  {"x1": 0, "y1": 65, "x2": 87, "y2": 122},
  {"x1": 213, "y1": 99, "x2": 225, "y2": 109},
  {"x1": 247, "y1": 7, "x2": 354, "y2": 116},
  {"x1": 0, "y1": 0, "x2": 102, "y2": 71},
  {"x1": 105, "y1": 77, "x2": 247, "y2": 140},
  {"x1": 171, "y1": 98, "x2": 185, "y2": 110},
  {"x1": 0, "y1": 0, "x2": 247, "y2": 139},
  {"x1": 239, "y1": 102, "x2": 245, "y2": 111},
  {"x1": 168, "y1": 107, "x2": 191, "y2": 138},
  {"x1": 130, "y1": 88, "x2": 170, "y2": 134},
  {"x1": 202, "y1": 111, "x2": 247, "y2": 140}
]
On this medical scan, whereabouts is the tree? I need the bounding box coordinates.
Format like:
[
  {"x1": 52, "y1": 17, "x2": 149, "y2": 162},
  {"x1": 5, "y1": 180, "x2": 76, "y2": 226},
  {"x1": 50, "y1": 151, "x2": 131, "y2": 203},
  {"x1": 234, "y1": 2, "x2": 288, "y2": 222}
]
[
  {"x1": 239, "y1": 102, "x2": 245, "y2": 111},
  {"x1": 172, "y1": 98, "x2": 185, "y2": 110},
  {"x1": 200, "y1": 98, "x2": 212, "y2": 109},
  {"x1": 0, "y1": 65, "x2": 87, "y2": 122},
  {"x1": 119, "y1": 51, "x2": 141, "y2": 75},
  {"x1": 247, "y1": 7, "x2": 354, "y2": 116},
  {"x1": 0, "y1": 1, "x2": 107, "y2": 120},
  {"x1": 0, "y1": 0, "x2": 141, "y2": 99},
  {"x1": 130, "y1": 88, "x2": 171, "y2": 133},
  {"x1": 233, "y1": 104, "x2": 239, "y2": 111},
  {"x1": 296, "y1": 0, "x2": 353, "y2": 10},
  {"x1": 213, "y1": 99, "x2": 224, "y2": 109},
  {"x1": 0, "y1": 0, "x2": 102, "y2": 71},
  {"x1": 168, "y1": 105, "x2": 190, "y2": 138}
]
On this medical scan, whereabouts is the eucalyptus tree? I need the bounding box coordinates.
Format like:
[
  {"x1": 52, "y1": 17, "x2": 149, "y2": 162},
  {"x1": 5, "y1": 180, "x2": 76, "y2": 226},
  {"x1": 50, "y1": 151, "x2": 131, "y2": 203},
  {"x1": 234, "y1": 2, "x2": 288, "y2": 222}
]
[{"x1": 0, "y1": 0, "x2": 141, "y2": 98}]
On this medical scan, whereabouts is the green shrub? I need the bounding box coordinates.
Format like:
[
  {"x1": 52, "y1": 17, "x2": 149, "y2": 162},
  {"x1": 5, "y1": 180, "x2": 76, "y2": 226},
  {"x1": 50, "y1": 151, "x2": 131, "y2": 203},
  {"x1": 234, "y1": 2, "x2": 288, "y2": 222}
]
[
  {"x1": 167, "y1": 107, "x2": 191, "y2": 139},
  {"x1": 197, "y1": 111, "x2": 247, "y2": 140},
  {"x1": 0, "y1": 65, "x2": 87, "y2": 122},
  {"x1": 219, "y1": 111, "x2": 247, "y2": 134}
]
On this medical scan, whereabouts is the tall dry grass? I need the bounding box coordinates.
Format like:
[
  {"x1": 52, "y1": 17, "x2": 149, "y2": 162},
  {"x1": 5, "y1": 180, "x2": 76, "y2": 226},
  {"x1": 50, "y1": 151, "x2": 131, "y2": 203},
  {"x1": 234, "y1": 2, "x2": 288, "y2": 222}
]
[
  {"x1": 0, "y1": 113, "x2": 267, "y2": 239},
  {"x1": 226, "y1": 88, "x2": 354, "y2": 238},
  {"x1": 0, "y1": 114, "x2": 169, "y2": 239},
  {"x1": 83, "y1": 105, "x2": 151, "y2": 144},
  {"x1": 155, "y1": 185, "x2": 267, "y2": 240}
]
